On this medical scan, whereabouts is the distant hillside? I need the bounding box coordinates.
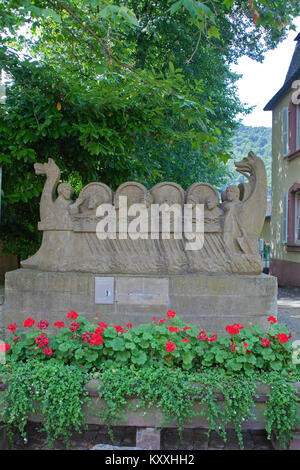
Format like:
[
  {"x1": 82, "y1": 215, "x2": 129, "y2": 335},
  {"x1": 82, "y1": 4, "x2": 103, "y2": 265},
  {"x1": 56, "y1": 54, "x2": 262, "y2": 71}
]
[{"x1": 226, "y1": 125, "x2": 272, "y2": 194}]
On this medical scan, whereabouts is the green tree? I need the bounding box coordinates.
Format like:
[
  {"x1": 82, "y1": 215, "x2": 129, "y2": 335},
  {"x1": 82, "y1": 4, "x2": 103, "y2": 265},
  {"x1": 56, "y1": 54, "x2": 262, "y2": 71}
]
[{"x1": 0, "y1": 0, "x2": 299, "y2": 258}]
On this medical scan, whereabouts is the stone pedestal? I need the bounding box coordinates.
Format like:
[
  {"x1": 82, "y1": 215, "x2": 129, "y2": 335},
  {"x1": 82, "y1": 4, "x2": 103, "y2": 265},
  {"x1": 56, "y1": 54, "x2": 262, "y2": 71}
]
[{"x1": 3, "y1": 269, "x2": 277, "y2": 333}]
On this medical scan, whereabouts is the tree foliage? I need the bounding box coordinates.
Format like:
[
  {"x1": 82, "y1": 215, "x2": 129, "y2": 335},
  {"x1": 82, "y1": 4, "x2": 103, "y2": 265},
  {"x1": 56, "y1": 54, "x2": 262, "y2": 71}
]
[
  {"x1": 227, "y1": 124, "x2": 272, "y2": 194},
  {"x1": 0, "y1": 0, "x2": 299, "y2": 257}
]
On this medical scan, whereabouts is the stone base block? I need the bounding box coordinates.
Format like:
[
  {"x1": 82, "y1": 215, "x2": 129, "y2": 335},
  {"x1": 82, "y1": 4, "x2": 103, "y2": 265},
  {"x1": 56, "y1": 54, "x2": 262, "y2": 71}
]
[
  {"x1": 3, "y1": 269, "x2": 277, "y2": 333},
  {"x1": 136, "y1": 427, "x2": 161, "y2": 450},
  {"x1": 0, "y1": 428, "x2": 9, "y2": 450}
]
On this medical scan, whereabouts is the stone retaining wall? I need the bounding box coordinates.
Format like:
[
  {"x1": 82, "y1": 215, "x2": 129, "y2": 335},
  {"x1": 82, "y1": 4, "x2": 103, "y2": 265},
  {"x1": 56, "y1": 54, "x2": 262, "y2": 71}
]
[{"x1": 3, "y1": 269, "x2": 278, "y2": 333}]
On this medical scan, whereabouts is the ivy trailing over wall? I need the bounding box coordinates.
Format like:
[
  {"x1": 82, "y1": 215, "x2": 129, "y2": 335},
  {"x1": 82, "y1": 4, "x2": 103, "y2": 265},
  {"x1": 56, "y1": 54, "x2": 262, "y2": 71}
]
[
  {"x1": 0, "y1": 360, "x2": 299, "y2": 449},
  {"x1": 0, "y1": 360, "x2": 90, "y2": 449}
]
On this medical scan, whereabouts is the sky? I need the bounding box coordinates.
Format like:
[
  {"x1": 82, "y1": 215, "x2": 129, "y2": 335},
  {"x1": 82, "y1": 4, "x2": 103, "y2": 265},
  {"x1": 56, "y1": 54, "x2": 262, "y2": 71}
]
[{"x1": 231, "y1": 16, "x2": 300, "y2": 128}]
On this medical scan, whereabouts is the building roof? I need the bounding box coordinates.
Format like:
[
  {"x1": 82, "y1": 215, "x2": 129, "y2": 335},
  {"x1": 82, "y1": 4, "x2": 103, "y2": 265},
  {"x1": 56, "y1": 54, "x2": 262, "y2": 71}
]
[{"x1": 264, "y1": 33, "x2": 300, "y2": 111}]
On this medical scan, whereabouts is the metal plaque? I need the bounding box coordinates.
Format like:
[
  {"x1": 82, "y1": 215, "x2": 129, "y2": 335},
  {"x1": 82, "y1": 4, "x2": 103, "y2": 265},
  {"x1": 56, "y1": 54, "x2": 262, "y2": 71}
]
[{"x1": 95, "y1": 277, "x2": 114, "y2": 304}]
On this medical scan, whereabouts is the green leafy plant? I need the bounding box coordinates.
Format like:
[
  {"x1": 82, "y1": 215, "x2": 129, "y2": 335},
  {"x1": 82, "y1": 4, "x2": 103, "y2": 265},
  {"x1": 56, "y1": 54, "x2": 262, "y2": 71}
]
[
  {"x1": 0, "y1": 360, "x2": 90, "y2": 448},
  {"x1": 3, "y1": 311, "x2": 298, "y2": 375},
  {"x1": 1, "y1": 310, "x2": 299, "y2": 449}
]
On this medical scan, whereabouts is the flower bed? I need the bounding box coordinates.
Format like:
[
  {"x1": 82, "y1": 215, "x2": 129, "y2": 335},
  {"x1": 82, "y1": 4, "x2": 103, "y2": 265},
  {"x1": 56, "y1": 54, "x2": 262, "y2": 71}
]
[{"x1": 0, "y1": 310, "x2": 300, "y2": 450}]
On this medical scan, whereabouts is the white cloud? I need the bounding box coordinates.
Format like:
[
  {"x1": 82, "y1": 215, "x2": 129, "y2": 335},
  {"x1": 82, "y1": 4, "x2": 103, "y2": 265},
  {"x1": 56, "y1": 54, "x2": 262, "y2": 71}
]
[{"x1": 231, "y1": 17, "x2": 300, "y2": 128}]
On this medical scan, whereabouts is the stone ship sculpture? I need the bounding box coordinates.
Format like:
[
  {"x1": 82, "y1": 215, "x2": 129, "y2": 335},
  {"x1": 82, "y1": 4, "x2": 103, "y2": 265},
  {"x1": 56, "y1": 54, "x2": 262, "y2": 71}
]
[{"x1": 21, "y1": 151, "x2": 267, "y2": 275}]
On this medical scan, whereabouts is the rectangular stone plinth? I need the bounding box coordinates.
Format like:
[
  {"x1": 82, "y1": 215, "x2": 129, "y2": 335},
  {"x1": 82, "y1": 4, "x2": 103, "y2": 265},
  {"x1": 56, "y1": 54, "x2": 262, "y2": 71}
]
[{"x1": 3, "y1": 269, "x2": 277, "y2": 334}]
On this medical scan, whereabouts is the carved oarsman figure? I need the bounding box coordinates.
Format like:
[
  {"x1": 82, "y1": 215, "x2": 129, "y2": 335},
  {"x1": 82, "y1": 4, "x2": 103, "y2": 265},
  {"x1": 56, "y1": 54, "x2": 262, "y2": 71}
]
[
  {"x1": 221, "y1": 185, "x2": 253, "y2": 255},
  {"x1": 204, "y1": 194, "x2": 223, "y2": 232}
]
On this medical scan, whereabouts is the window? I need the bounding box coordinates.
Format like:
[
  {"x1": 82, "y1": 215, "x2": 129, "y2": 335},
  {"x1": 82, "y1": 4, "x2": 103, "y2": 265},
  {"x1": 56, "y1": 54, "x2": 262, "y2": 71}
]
[
  {"x1": 287, "y1": 183, "x2": 300, "y2": 250},
  {"x1": 282, "y1": 193, "x2": 288, "y2": 243},
  {"x1": 282, "y1": 106, "x2": 289, "y2": 157},
  {"x1": 295, "y1": 192, "x2": 300, "y2": 243},
  {"x1": 297, "y1": 106, "x2": 300, "y2": 151}
]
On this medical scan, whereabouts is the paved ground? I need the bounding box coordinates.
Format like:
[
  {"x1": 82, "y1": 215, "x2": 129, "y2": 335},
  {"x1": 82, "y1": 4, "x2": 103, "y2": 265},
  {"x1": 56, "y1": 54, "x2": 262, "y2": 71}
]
[{"x1": 277, "y1": 287, "x2": 300, "y2": 340}]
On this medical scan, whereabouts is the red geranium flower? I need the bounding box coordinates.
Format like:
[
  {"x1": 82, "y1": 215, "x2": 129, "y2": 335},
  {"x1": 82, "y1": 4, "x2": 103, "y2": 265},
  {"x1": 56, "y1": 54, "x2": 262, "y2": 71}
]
[
  {"x1": 225, "y1": 323, "x2": 242, "y2": 335},
  {"x1": 95, "y1": 327, "x2": 105, "y2": 335},
  {"x1": 165, "y1": 341, "x2": 176, "y2": 352},
  {"x1": 82, "y1": 331, "x2": 93, "y2": 343},
  {"x1": 90, "y1": 333, "x2": 103, "y2": 346},
  {"x1": 267, "y1": 316, "x2": 277, "y2": 324},
  {"x1": 114, "y1": 325, "x2": 124, "y2": 334},
  {"x1": 69, "y1": 321, "x2": 80, "y2": 333},
  {"x1": 230, "y1": 341, "x2": 237, "y2": 351},
  {"x1": 35, "y1": 334, "x2": 49, "y2": 348},
  {"x1": 126, "y1": 323, "x2": 133, "y2": 328},
  {"x1": 67, "y1": 310, "x2": 78, "y2": 320},
  {"x1": 168, "y1": 326, "x2": 178, "y2": 333},
  {"x1": 277, "y1": 333, "x2": 289, "y2": 343},
  {"x1": 53, "y1": 321, "x2": 65, "y2": 328},
  {"x1": 7, "y1": 323, "x2": 17, "y2": 333},
  {"x1": 261, "y1": 337, "x2": 271, "y2": 347},
  {"x1": 208, "y1": 334, "x2": 218, "y2": 342},
  {"x1": 152, "y1": 317, "x2": 157, "y2": 323},
  {"x1": 158, "y1": 319, "x2": 166, "y2": 325},
  {"x1": 183, "y1": 326, "x2": 192, "y2": 330},
  {"x1": 43, "y1": 347, "x2": 53, "y2": 356},
  {"x1": 0, "y1": 342, "x2": 11, "y2": 352},
  {"x1": 166, "y1": 310, "x2": 176, "y2": 319},
  {"x1": 197, "y1": 330, "x2": 208, "y2": 341},
  {"x1": 23, "y1": 318, "x2": 35, "y2": 328},
  {"x1": 182, "y1": 338, "x2": 190, "y2": 343},
  {"x1": 37, "y1": 319, "x2": 49, "y2": 330}
]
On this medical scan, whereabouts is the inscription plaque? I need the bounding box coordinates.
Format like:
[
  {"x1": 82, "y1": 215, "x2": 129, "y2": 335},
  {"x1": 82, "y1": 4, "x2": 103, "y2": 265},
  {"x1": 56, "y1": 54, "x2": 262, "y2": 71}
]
[{"x1": 95, "y1": 277, "x2": 114, "y2": 304}]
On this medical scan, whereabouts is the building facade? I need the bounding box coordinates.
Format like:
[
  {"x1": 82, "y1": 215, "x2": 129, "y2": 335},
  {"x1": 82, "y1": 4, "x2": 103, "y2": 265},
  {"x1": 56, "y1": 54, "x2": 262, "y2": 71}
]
[{"x1": 264, "y1": 33, "x2": 300, "y2": 286}]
